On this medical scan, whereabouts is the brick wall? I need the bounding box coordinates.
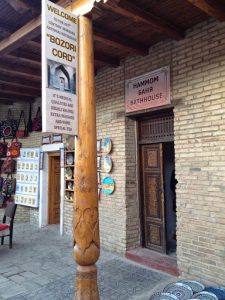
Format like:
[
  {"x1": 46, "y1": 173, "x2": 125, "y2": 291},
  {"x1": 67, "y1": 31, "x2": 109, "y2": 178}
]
[{"x1": 95, "y1": 19, "x2": 225, "y2": 286}]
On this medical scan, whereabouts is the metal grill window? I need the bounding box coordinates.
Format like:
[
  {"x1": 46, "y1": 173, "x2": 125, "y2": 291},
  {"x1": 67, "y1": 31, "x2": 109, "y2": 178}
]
[{"x1": 139, "y1": 115, "x2": 174, "y2": 143}]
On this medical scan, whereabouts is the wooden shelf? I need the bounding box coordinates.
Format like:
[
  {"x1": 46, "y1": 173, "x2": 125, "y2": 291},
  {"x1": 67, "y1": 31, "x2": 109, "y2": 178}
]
[
  {"x1": 65, "y1": 150, "x2": 75, "y2": 153},
  {"x1": 65, "y1": 189, "x2": 74, "y2": 192},
  {"x1": 65, "y1": 179, "x2": 74, "y2": 181},
  {"x1": 65, "y1": 165, "x2": 74, "y2": 167}
]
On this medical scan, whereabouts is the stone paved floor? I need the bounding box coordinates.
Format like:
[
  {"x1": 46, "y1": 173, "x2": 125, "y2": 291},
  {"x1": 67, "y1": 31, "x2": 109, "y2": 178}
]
[{"x1": 0, "y1": 224, "x2": 175, "y2": 300}]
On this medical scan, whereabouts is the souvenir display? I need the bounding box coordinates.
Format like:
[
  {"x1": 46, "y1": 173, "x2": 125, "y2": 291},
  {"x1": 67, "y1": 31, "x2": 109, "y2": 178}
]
[
  {"x1": 178, "y1": 280, "x2": 205, "y2": 293},
  {"x1": 101, "y1": 137, "x2": 112, "y2": 154},
  {"x1": 15, "y1": 147, "x2": 40, "y2": 208},
  {"x1": 103, "y1": 155, "x2": 112, "y2": 173},
  {"x1": 150, "y1": 292, "x2": 179, "y2": 300},
  {"x1": 102, "y1": 177, "x2": 115, "y2": 195},
  {"x1": 65, "y1": 135, "x2": 75, "y2": 150},
  {"x1": 65, "y1": 167, "x2": 73, "y2": 179},
  {"x1": 7, "y1": 138, "x2": 22, "y2": 158},
  {"x1": 163, "y1": 283, "x2": 193, "y2": 300},
  {"x1": 16, "y1": 110, "x2": 28, "y2": 138},
  {"x1": 192, "y1": 291, "x2": 218, "y2": 300},
  {"x1": 66, "y1": 153, "x2": 74, "y2": 165},
  {"x1": 0, "y1": 109, "x2": 17, "y2": 138},
  {"x1": 204, "y1": 287, "x2": 225, "y2": 300}
]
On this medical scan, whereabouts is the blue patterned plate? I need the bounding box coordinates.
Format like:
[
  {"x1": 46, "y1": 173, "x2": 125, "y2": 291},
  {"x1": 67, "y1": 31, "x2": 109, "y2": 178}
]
[
  {"x1": 178, "y1": 280, "x2": 205, "y2": 293},
  {"x1": 150, "y1": 292, "x2": 179, "y2": 300},
  {"x1": 192, "y1": 291, "x2": 218, "y2": 300},
  {"x1": 163, "y1": 283, "x2": 193, "y2": 300}
]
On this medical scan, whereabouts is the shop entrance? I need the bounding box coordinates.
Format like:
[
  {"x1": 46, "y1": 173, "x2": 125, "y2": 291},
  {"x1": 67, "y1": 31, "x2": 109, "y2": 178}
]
[
  {"x1": 48, "y1": 152, "x2": 61, "y2": 224},
  {"x1": 139, "y1": 112, "x2": 176, "y2": 254}
]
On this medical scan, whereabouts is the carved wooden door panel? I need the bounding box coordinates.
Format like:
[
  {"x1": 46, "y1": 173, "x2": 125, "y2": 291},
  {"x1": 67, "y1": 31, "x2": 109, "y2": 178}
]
[
  {"x1": 141, "y1": 143, "x2": 166, "y2": 253},
  {"x1": 48, "y1": 155, "x2": 60, "y2": 224}
]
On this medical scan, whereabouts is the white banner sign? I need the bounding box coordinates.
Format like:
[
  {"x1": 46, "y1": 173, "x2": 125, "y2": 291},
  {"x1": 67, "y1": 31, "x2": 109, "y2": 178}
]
[{"x1": 42, "y1": 0, "x2": 78, "y2": 135}]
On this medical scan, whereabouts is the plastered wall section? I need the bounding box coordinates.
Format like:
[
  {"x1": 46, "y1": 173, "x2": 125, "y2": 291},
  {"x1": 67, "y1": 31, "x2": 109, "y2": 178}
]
[{"x1": 94, "y1": 18, "x2": 225, "y2": 285}]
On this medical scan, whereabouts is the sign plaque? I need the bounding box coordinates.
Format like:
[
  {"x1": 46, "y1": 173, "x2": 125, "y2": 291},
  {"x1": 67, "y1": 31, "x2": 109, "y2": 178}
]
[{"x1": 125, "y1": 67, "x2": 170, "y2": 113}]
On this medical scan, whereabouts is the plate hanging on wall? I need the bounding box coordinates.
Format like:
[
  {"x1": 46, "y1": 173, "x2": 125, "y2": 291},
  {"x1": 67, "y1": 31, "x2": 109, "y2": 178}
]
[
  {"x1": 102, "y1": 176, "x2": 115, "y2": 195},
  {"x1": 103, "y1": 155, "x2": 112, "y2": 173},
  {"x1": 66, "y1": 153, "x2": 74, "y2": 165},
  {"x1": 101, "y1": 137, "x2": 112, "y2": 155},
  {"x1": 65, "y1": 167, "x2": 73, "y2": 179}
]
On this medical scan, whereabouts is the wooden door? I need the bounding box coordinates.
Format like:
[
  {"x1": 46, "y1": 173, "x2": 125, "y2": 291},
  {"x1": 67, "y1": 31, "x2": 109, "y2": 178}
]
[
  {"x1": 141, "y1": 143, "x2": 166, "y2": 253},
  {"x1": 48, "y1": 153, "x2": 60, "y2": 224}
]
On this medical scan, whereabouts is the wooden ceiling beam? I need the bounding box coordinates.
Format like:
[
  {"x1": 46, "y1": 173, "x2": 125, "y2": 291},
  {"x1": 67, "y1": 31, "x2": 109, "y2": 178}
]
[
  {"x1": 94, "y1": 27, "x2": 148, "y2": 55},
  {"x1": 0, "y1": 74, "x2": 40, "y2": 88},
  {"x1": 6, "y1": 0, "x2": 39, "y2": 15},
  {"x1": 0, "y1": 63, "x2": 41, "y2": 82},
  {"x1": 4, "y1": 55, "x2": 41, "y2": 69},
  {"x1": 11, "y1": 48, "x2": 41, "y2": 61},
  {"x1": 94, "y1": 52, "x2": 120, "y2": 67},
  {"x1": 95, "y1": 0, "x2": 184, "y2": 40},
  {"x1": 0, "y1": 61, "x2": 41, "y2": 77},
  {"x1": 0, "y1": 78, "x2": 41, "y2": 94},
  {"x1": 0, "y1": 92, "x2": 35, "y2": 102},
  {"x1": 186, "y1": 0, "x2": 225, "y2": 21},
  {"x1": 0, "y1": 82, "x2": 40, "y2": 95},
  {"x1": 0, "y1": 15, "x2": 41, "y2": 56}
]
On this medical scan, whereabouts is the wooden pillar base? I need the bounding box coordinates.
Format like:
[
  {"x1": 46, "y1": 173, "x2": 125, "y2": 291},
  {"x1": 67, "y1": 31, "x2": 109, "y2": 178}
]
[{"x1": 74, "y1": 265, "x2": 99, "y2": 300}]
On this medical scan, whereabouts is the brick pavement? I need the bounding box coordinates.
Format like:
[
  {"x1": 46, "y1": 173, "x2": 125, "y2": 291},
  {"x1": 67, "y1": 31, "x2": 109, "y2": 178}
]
[{"x1": 0, "y1": 224, "x2": 175, "y2": 300}]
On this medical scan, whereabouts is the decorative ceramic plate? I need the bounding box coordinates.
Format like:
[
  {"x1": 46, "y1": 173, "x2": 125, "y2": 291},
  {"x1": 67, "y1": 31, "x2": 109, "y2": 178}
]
[
  {"x1": 192, "y1": 291, "x2": 218, "y2": 300},
  {"x1": 65, "y1": 192, "x2": 70, "y2": 201},
  {"x1": 65, "y1": 167, "x2": 73, "y2": 179},
  {"x1": 150, "y1": 292, "x2": 179, "y2": 300},
  {"x1": 103, "y1": 155, "x2": 112, "y2": 173},
  {"x1": 66, "y1": 135, "x2": 75, "y2": 150},
  {"x1": 163, "y1": 283, "x2": 193, "y2": 300},
  {"x1": 66, "y1": 153, "x2": 74, "y2": 165},
  {"x1": 101, "y1": 137, "x2": 112, "y2": 155},
  {"x1": 178, "y1": 280, "x2": 205, "y2": 293},
  {"x1": 102, "y1": 177, "x2": 115, "y2": 195},
  {"x1": 67, "y1": 182, "x2": 74, "y2": 190}
]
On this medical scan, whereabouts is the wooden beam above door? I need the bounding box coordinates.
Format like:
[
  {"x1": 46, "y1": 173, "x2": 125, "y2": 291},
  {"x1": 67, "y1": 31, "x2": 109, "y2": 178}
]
[
  {"x1": 94, "y1": 27, "x2": 148, "y2": 55},
  {"x1": 96, "y1": 0, "x2": 184, "y2": 40},
  {"x1": 186, "y1": 0, "x2": 225, "y2": 21}
]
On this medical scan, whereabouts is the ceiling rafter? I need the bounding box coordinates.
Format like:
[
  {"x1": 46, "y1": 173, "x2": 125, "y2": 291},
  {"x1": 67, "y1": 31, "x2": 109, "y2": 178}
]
[
  {"x1": 0, "y1": 74, "x2": 40, "y2": 88},
  {"x1": 95, "y1": 0, "x2": 184, "y2": 40},
  {"x1": 0, "y1": 91, "x2": 35, "y2": 102},
  {"x1": 0, "y1": 85, "x2": 40, "y2": 98},
  {"x1": 4, "y1": 55, "x2": 41, "y2": 69},
  {"x1": 186, "y1": 0, "x2": 225, "y2": 21},
  {"x1": 0, "y1": 63, "x2": 41, "y2": 82},
  {"x1": 0, "y1": 15, "x2": 41, "y2": 56},
  {"x1": 6, "y1": 0, "x2": 39, "y2": 16},
  {"x1": 0, "y1": 78, "x2": 40, "y2": 93},
  {"x1": 94, "y1": 27, "x2": 148, "y2": 56},
  {"x1": 94, "y1": 52, "x2": 120, "y2": 67}
]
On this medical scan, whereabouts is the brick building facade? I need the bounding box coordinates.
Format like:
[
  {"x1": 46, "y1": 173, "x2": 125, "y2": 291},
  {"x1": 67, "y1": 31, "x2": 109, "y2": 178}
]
[{"x1": 0, "y1": 18, "x2": 224, "y2": 287}]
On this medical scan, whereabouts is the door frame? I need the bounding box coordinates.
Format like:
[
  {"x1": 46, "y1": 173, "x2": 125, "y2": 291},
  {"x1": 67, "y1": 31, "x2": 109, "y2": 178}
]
[
  {"x1": 39, "y1": 143, "x2": 65, "y2": 235},
  {"x1": 48, "y1": 152, "x2": 60, "y2": 224},
  {"x1": 136, "y1": 110, "x2": 174, "y2": 253}
]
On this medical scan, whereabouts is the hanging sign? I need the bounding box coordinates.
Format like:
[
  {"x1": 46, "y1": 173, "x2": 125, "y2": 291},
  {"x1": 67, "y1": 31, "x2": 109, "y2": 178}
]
[
  {"x1": 125, "y1": 66, "x2": 170, "y2": 113},
  {"x1": 42, "y1": 0, "x2": 78, "y2": 135}
]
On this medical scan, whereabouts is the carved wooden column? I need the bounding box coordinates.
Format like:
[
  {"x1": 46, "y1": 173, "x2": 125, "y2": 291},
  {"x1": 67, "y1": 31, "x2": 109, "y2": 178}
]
[{"x1": 73, "y1": 15, "x2": 100, "y2": 300}]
